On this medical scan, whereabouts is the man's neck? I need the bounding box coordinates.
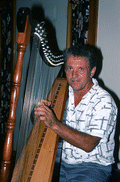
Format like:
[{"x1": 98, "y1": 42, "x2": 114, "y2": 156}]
[{"x1": 73, "y1": 81, "x2": 93, "y2": 107}]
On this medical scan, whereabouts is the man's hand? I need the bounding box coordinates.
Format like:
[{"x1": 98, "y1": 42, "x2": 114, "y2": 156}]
[
  {"x1": 34, "y1": 99, "x2": 58, "y2": 129},
  {"x1": 35, "y1": 99, "x2": 52, "y2": 108}
]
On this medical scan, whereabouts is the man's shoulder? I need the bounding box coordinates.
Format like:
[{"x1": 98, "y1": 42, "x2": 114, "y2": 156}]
[
  {"x1": 91, "y1": 79, "x2": 117, "y2": 106},
  {"x1": 93, "y1": 79, "x2": 112, "y2": 98}
]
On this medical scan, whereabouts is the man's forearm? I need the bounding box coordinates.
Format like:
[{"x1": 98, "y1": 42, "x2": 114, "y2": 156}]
[{"x1": 53, "y1": 120, "x2": 101, "y2": 152}]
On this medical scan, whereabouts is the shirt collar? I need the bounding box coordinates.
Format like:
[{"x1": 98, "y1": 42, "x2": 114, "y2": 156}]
[{"x1": 68, "y1": 78, "x2": 99, "y2": 105}]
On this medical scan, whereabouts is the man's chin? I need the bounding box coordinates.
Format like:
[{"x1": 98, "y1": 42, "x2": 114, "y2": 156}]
[
  {"x1": 73, "y1": 87, "x2": 83, "y2": 92},
  {"x1": 69, "y1": 83, "x2": 83, "y2": 91}
]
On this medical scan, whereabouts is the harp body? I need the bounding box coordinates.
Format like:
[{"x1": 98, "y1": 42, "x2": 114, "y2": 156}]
[{"x1": 11, "y1": 78, "x2": 68, "y2": 182}]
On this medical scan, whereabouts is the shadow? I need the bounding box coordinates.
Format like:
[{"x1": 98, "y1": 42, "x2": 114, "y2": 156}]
[
  {"x1": 98, "y1": 78, "x2": 120, "y2": 169},
  {"x1": 92, "y1": 46, "x2": 120, "y2": 170},
  {"x1": 31, "y1": 4, "x2": 60, "y2": 53},
  {"x1": 93, "y1": 46, "x2": 103, "y2": 79},
  {"x1": 91, "y1": 46, "x2": 120, "y2": 181}
]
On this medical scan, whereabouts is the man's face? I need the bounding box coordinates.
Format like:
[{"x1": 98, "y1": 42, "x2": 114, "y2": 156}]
[{"x1": 65, "y1": 55, "x2": 95, "y2": 92}]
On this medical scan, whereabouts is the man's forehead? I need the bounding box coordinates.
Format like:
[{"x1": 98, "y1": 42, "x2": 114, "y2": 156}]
[{"x1": 67, "y1": 55, "x2": 89, "y2": 64}]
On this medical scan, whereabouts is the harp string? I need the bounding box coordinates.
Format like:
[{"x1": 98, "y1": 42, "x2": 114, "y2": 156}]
[{"x1": 15, "y1": 31, "x2": 61, "y2": 162}]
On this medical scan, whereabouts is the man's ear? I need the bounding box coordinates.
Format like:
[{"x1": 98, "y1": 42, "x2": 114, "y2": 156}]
[{"x1": 90, "y1": 67, "x2": 96, "y2": 78}]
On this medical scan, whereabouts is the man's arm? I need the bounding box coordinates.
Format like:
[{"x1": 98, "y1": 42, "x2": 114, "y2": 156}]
[{"x1": 34, "y1": 104, "x2": 101, "y2": 153}]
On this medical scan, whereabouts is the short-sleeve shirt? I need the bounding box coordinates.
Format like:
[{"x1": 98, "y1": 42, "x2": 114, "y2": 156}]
[{"x1": 61, "y1": 78, "x2": 117, "y2": 166}]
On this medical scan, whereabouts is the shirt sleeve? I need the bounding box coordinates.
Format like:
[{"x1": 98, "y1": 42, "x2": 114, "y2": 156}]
[{"x1": 85, "y1": 95, "x2": 117, "y2": 140}]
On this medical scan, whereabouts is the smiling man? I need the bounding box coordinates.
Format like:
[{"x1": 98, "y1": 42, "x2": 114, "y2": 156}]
[{"x1": 35, "y1": 44, "x2": 117, "y2": 182}]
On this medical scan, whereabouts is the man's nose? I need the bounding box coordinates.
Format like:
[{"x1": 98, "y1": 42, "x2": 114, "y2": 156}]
[{"x1": 72, "y1": 70, "x2": 78, "y2": 78}]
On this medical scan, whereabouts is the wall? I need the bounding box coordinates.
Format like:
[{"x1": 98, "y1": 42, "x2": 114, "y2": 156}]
[{"x1": 97, "y1": 0, "x2": 120, "y2": 100}]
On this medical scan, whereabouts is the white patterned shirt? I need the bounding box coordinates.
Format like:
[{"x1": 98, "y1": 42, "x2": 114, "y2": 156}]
[{"x1": 61, "y1": 78, "x2": 117, "y2": 166}]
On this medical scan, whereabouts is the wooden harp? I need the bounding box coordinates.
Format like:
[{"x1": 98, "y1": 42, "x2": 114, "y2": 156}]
[
  {"x1": 0, "y1": 7, "x2": 68, "y2": 182},
  {"x1": 11, "y1": 77, "x2": 68, "y2": 182}
]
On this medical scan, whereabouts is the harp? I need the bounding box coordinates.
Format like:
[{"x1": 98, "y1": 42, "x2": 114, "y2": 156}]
[
  {"x1": 0, "y1": 7, "x2": 68, "y2": 182},
  {"x1": 0, "y1": 1, "x2": 99, "y2": 181}
]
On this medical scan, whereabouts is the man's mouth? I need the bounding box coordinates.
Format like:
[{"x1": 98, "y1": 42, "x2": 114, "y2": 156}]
[{"x1": 71, "y1": 79, "x2": 80, "y2": 83}]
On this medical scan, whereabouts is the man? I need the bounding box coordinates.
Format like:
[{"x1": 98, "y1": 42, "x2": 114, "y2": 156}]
[{"x1": 34, "y1": 44, "x2": 117, "y2": 181}]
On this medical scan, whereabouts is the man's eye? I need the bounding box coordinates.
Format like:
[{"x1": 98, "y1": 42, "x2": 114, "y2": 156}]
[
  {"x1": 79, "y1": 67, "x2": 83, "y2": 71},
  {"x1": 67, "y1": 67, "x2": 72, "y2": 71}
]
